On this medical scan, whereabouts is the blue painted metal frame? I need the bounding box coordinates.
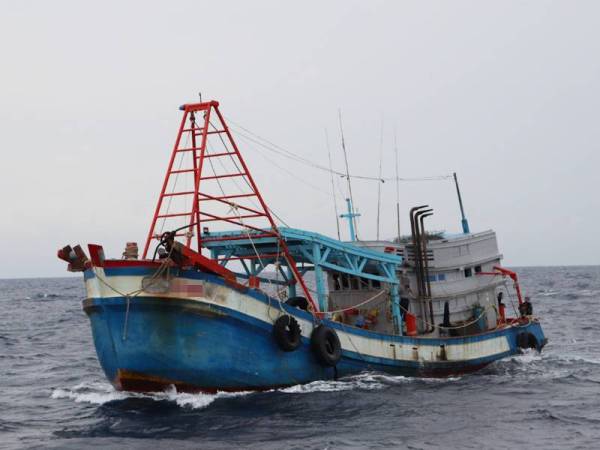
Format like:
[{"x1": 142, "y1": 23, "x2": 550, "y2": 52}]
[
  {"x1": 202, "y1": 227, "x2": 404, "y2": 332},
  {"x1": 340, "y1": 198, "x2": 360, "y2": 241}
]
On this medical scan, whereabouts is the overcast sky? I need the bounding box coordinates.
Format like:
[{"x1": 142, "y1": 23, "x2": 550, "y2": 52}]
[{"x1": 1, "y1": 1, "x2": 599, "y2": 278}]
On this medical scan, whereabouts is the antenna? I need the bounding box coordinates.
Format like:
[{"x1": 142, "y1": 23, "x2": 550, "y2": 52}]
[
  {"x1": 453, "y1": 172, "x2": 470, "y2": 234},
  {"x1": 325, "y1": 128, "x2": 341, "y2": 240},
  {"x1": 338, "y1": 109, "x2": 359, "y2": 240},
  {"x1": 376, "y1": 117, "x2": 384, "y2": 240},
  {"x1": 394, "y1": 129, "x2": 401, "y2": 243}
]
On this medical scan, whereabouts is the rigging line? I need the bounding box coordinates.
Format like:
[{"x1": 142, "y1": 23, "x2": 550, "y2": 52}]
[
  {"x1": 211, "y1": 120, "x2": 261, "y2": 196},
  {"x1": 338, "y1": 108, "x2": 358, "y2": 239},
  {"x1": 394, "y1": 129, "x2": 401, "y2": 243},
  {"x1": 203, "y1": 194, "x2": 294, "y2": 317},
  {"x1": 227, "y1": 118, "x2": 453, "y2": 183},
  {"x1": 228, "y1": 121, "x2": 383, "y2": 181},
  {"x1": 232, "y1": 123, "x2": 449, "y2": 181},
  {"x1": 325, "y1": 128, "x2": 341, "y2": 240},
  {"x1": 204, "y1": 155, "x2": 283, "y2": 303},
  {"x1": 376, "y1": 117, "x2": 384, "y2": 241},
  {"x1": 159, "y1": 131, "x2": 190, "y2": 236},
  {"x1": 232, "y1": 125, "x2": 381, "y2": 182},
  {"x1": 207, "y1": 121, "x2": 292, "y2": 228},
  {"x1": 226, "y1": 117, "x2": 323, "y2": 166},
  {"x1": 229, "y1": 126, "x2": 324, "y2": 169},
  {"x1": 206, "y1": 139, "x2": 291, "y2": 230},
  {"x1": 235, "y1": 133, "x2": 332, "y2": 197}
]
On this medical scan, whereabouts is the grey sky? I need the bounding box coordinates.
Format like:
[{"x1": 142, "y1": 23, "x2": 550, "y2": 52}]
[{"x1": 1, "y1": 1, "x2": 599, "y2": 278}]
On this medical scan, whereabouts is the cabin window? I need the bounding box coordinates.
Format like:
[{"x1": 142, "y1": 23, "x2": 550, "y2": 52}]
[
  {"x1": 464, "y1": 267, "x2": 473, "y2": 278},
  {"x1": 351, "y1": 277, "x2": 359, "y2": 290},
  {"x1": 475, "y1": 265, "x2": 482, "y2": 274},
  {"x1": 428, "y1": 274, "x2": 437, "y2": 282},
  {"x1": 372, "y1": 279, "x2": 381, "y2": 289},
  {"x1": 438, "y1": 273, "x2": 446, "y2": 281}
]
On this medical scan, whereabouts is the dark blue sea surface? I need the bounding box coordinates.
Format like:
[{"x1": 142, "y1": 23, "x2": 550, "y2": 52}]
[{"x1": 1, "y1": 266, "x2": 599, "y2": 449}]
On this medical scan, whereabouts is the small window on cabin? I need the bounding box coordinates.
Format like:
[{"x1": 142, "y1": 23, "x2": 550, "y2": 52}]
[
  {"x1": 333, "y1": 273, "x2": 341, "y2": 291},
  {"x1": 438, "y1": 273, "x2": 446, "y2": 281},
  {"x1": 428, "y1": 274, "x2": 437, "y2": 282},
  {"x1": 464, "y1": 268, "x2": 473, "y2": 278},
  {"x1": 351, "y1": 277, "x2": 359, "y2": 290},
  {"x1": 475, "y1": 266, "x2": 482, "y2": 274},
  {"x1": 341, "y1": 274, "x2": 349, "y2": 290},
  {"x1": 372, "y1": 279, "x2": 381, "y2": 289}
]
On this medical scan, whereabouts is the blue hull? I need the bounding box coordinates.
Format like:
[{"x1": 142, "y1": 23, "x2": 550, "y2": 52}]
[{"x1": 83, "y1": 294, "x2": 546, "y2": 393}]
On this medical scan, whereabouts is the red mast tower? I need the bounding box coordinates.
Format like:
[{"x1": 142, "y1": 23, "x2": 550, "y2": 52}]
[{"x1": 143, "y1": 100, "x2": 317, "y2": 312}]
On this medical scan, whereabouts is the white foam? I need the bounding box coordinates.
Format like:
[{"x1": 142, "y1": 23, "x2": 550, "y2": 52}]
[
  {"x1": 50, "y1": 381, "x2": 251, "y2": 409},
  {"x1": 280, "y1": 379, "x2": 378, "y2": 393},
  {"x1": 510, "y1": 349, "x2": 543, "y2": 364},
  {"x1": 51, "y1": 387, "x2": 129, "y2": 404},
  {"x1": 276, "y1": 372, "x2": 460, "y2": 394}
]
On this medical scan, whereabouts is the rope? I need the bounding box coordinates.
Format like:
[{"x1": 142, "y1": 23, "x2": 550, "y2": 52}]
[
  {"x1": 159, "y1": 131, "x2": 190, "y2": 235},
  {"x1": 207, "y1": 123, "x2": 292, "y2": 227},
  {"x1": 94, "y1": 258, "x2": 172, "y2": 340},
  {"x1": 226, "y1": 117, "x2": 453, "y2": 183},
  {"x1": 203, "y1": 155, "x2": 290, "y2": 320},
  {"x1": 321, "y1": 289, "x2": 388, "y2": 314},
  {"x1": 235, "y1": 133, "x2": 331, "y2": 196}
]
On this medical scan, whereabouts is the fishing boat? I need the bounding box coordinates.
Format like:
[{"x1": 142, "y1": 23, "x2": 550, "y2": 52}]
[{"x1": 58, "y1": 99, "x2": 546, "y2": 393}]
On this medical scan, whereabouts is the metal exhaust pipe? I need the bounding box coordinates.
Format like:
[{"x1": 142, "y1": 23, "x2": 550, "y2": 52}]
[{"x1": 420, "y1": 212, "x2": 434, "y2": 330}]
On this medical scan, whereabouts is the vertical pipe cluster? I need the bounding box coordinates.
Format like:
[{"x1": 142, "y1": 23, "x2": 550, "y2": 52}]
[{"x1": 409, "y1": 206, "x2": 435, "y2": 332}]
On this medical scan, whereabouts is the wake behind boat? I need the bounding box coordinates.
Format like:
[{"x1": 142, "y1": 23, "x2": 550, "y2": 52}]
[{"x1": 58, "y1": 99, "x2": 546, "y2": 393}]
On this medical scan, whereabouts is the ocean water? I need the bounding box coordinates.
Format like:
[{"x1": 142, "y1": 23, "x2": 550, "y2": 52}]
[{"x1": 1, "y1": 266, "x2": 599, "y2": 449}]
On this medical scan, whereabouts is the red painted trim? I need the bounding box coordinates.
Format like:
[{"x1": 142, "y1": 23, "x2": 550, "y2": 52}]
[{"x1": 88, "y1": 244, "x2": 106, "y2": 267}]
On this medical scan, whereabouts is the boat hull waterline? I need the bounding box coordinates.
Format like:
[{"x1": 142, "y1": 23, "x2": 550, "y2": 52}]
[{"x1": 83, "y1": 265, "x2": 546, "y2": 393}]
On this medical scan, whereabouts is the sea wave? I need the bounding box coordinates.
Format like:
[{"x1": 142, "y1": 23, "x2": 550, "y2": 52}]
[
  {"x1": 50, "y1": 382, "x2": 251, "y2": 410},
  {"x1": 277, "y1": 372, "x2": 461, "y2": 394}
]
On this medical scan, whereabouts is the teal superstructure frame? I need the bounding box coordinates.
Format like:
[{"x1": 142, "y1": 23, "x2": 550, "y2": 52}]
[{"x1": 203, "y1": 227, "x2": 404, "y2": 334}]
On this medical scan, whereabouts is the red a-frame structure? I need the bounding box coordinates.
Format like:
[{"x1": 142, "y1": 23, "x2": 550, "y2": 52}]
[{"x1": 142, "y1": 100, "x2": 317, "y2": 312}]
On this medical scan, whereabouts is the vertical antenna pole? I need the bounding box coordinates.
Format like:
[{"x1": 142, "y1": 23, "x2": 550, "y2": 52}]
[
  {"x1": 376, "y1": 118, "x2": 384, "y2": 241},
  {"x1": 453, "y1": 172, "x2": 470, "y2": 234},
  {"x1": 325, "y1": 128, "x2": 341, "y2": 240},
  {"x1": 394, "y1": 130, "x2": 401, "y2": 243},
  {"x1": 338, "y1": 109, "x2": 359, "y2": 240}
]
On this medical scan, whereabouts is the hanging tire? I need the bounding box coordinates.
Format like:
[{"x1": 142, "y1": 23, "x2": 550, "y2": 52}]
[
  {"x1": 311, "y1": 325, "x2": 342, "y2": 367},
  {"x1": 285, "y1": 296, "x2": 309, "y2": 311},
  {"x1": 517, "y1": 332, "x2": 538, "y2": 350},
  {"x1": 273, "y1": 315, "x2": 302, "y2": 352}
]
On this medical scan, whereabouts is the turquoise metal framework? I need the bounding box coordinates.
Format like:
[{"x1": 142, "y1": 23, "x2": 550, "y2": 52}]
[
  {"x1": 340, "y1": 198, "x2": 361, "y2": 241},
  {"x1": 202, "y1": 227, "x2": 405, "y2": 333}
]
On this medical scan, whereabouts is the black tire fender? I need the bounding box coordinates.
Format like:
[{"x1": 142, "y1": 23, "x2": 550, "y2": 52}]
[
  {"x1": 517, "y1": 332, "x2": 538, "y2": 350},
  {"x1": 273, "y1": 315, "x2": 302, "y2": 352},
  {"x1": 311, "y1": 325, "x2": 342, "y2": 367}
]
